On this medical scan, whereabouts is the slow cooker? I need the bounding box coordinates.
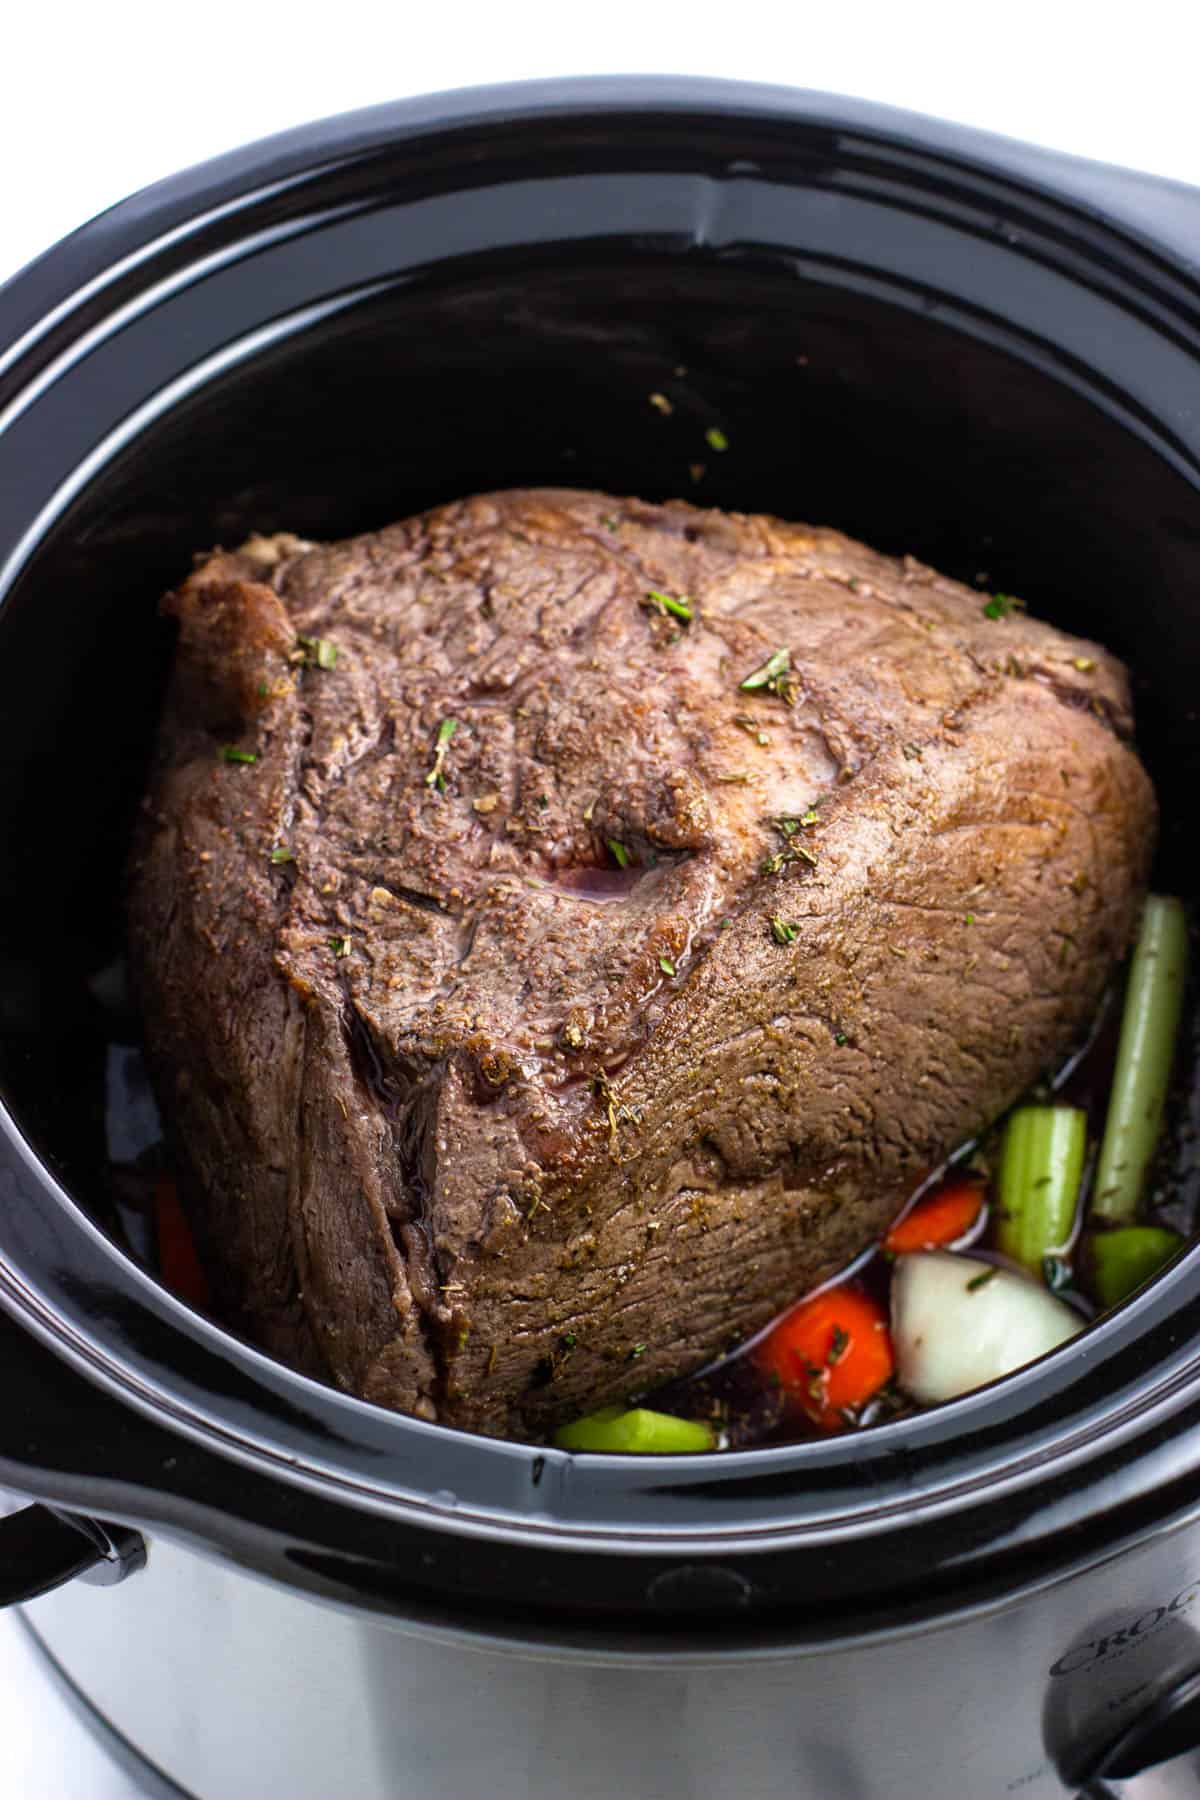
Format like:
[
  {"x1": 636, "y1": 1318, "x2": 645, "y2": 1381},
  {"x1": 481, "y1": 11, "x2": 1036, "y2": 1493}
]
[{"x1": 3, "y1": 78, "x2": 1200, "y2": 1800}]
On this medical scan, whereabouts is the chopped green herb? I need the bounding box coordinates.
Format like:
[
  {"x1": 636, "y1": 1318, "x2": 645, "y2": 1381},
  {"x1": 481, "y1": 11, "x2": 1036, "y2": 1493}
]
[
  {"x1": 644, "y1": 588, "x2": 693, "y2": 623},
  {"x1": 606, "y1": 838, "x2": 632, "y2": 869},
  {"x1": 220, "y1": 745, "x2": 258, "y2": 764},
  {"x1": 761, "y1": 814, "x2": 820, "y2": 878},
  {"x1": 659, "y1": 956, "x2": 677, "y2": 976},
  {"x1": 328, "y1": 936, "x2": 351, "y2": 959},
  {"x1": 982, "y1": 593, "x2": 1024, "y2": 621},
  {"x1": 269, "y1": 846, "x2": 294, "y2": 864},
  {"x1": 834, "y1": 1031, "x2": 848, "y2": 1047},
  {"x1": 770, "y1": 914, "x2": 799, "y2": 945},
  {"x1": 600, "y1": 514, "x2": 620, "y2": 531},
  {"x1": 966, "y1": 1267, "x2": 997, "y2": 1292},
  {"x1": 705, "y1": 426, "x2": 729, "y2": 452},
  {"x1": 718, "y1": 918, "x2": 733, "y2": 931},
  {"x1": 828, "y1": 1324, "x2": 850, "y2": 1366},
  {"x1": 256, "y1": 681, "x2": 269, "y2": 698},
  {"x1": 628, "y1": 1343, "x2": 647, "y2": 1360},
  {"x1": 561, "y1": 1332, "x2": 578, "y2": 1351},
  {"x1": 425, "y1": 717, "x2": 459, "y2": 792},
  {"x1": 773, "y1": 812, "x2": 817, "y2": 838},
  {"x1": 537, "y1": 793, "x2": 550, "y2": 810},
  {"x1": 740, "y1": 646, "x2": 792, "y2": 696},
  {"x1": 296, "y1": 634, "x2": 339, "y2": 670},
  {"x1": 965, "y1": 912, "x2": 975, "y2": 925}
]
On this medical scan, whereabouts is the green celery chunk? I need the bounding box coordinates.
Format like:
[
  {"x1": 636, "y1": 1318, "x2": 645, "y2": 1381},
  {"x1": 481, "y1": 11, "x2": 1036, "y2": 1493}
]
[
  {"x1": 553, "y1": 1406, "x2": 715, "y2": 1454},
  {"x1": 995, "y1": 1105, "x2": 1087, "y2": 1275},
  {"x1": 1091, "y1": 1226, "x2": 1183, "y2": 1309},
  {"x1": 1092, "y1": 896, "x2": 1188, "y2": 1223}
]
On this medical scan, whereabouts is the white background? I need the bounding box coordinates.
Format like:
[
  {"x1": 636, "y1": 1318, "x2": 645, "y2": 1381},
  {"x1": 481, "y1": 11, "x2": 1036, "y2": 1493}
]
[
  {"x1": 4, "y1": 0, "x2": 1200, "y2": 286},
  {"x1": 1, "y1": 1, "x2": 1196, "y2": 1793}
]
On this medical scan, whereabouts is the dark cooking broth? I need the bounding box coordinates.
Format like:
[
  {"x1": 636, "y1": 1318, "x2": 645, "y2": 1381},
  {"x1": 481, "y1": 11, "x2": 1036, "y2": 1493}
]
[{"x1": 87, "y1": 903, "x2": 1200, "y2": 1451}]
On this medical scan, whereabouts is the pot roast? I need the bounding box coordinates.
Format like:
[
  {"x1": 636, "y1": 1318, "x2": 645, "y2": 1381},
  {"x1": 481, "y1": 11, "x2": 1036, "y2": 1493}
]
[{"x1": 128, "y1": 488, "x2": 1154, "y2": 1438}]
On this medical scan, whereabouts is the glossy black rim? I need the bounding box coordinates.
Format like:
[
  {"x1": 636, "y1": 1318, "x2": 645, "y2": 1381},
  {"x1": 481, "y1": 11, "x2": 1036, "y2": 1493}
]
[{"x1": 3, "y1": 79, "x2": 1200, "y2": 1619}]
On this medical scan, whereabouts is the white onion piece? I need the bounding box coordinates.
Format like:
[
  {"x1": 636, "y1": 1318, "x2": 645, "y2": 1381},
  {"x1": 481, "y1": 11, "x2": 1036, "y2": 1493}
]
[{"x1": 891, "y1": 1251, "x2": 1084, "y2": 1404}]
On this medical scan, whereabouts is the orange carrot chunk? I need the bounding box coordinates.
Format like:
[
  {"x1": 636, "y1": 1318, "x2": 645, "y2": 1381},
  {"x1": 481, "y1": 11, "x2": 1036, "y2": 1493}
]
[
  {"x1": 154, "y1": 1175, "x2": 211, "y2": 1310},
  {"x1": 754, "y1": 1285, "x2": 894, "y2": 1430},
  {"x1": 884, "y1": 1176, "x2": 985, "y2": 1256}
]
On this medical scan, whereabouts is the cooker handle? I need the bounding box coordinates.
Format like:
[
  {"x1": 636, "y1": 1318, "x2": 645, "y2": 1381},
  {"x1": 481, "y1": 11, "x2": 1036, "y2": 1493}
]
[
  {"x1": 1075, "y1": 1667, "x2": 1200, "y2": 1796},
  {"x1": 0, "y1": 1502, "x2": 146, "y2": 1606}
]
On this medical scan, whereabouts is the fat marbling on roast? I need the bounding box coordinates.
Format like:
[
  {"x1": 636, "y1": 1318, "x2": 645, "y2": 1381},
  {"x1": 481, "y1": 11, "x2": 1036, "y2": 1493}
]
[{"x1": 129, "y1": 489, "x2": 1154, "y2": 1439}]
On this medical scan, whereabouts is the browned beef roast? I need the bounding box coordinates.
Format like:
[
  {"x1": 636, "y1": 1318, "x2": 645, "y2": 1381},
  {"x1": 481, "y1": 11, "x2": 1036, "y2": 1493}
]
[{"x1": 129, "y1": 489, "x2": 1155, "y2": 1438}]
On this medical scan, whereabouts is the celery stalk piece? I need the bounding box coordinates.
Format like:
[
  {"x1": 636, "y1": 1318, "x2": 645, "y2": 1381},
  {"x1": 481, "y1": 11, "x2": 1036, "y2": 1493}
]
[
  {"x1": 995, "y1": 1106, "x2": 1087, "y2": 1275},
  {"x1": 1092, "y1": 896, "x2": 1188, "y2": 1223},
  {"x1": 553, "y1": 1406, "x2": 715, "y2": 1454},
  {"x1": 1091, "y1": 1226, "x2": 1183, "y2": 1309}
]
